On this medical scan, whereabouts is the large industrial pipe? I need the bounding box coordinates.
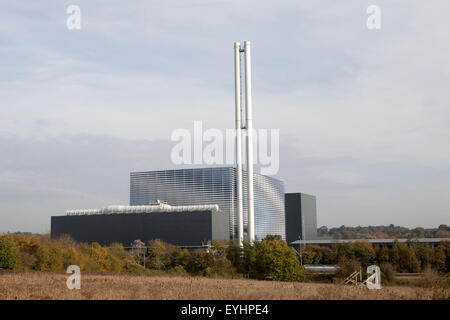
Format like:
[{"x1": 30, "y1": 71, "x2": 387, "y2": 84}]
[
  {"x1": 244, "y1": 41, "x2": 255, "y2": 243},
  {"x1": 234, "y1": 42, "x2": 244, "y2": 247}
]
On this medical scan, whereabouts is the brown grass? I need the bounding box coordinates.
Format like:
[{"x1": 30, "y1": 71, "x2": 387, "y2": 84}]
[{"x1": 0, "y1": 270, "x2": 448, "y2": 300}]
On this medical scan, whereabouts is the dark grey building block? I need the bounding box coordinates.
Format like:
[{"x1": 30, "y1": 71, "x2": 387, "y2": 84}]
[
  {"x1": 51, "y1": 210, "x2": 229, "y2": 247},
  {"x1": 285, "y1": 193, "x2": 317, "y2": 244}
]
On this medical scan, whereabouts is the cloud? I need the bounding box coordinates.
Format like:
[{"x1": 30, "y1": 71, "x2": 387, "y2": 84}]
[
  {"x1": 0, "y1": 1, "x2": 449, "y2": 231},
  {"x1": 0, "y1": 134, "x2": 176, "y2": 232}
]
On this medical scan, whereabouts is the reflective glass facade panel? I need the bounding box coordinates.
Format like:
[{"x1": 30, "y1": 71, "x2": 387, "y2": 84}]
[{"x1": 130, "y1": 167, "x2": 285, "y2": 240}]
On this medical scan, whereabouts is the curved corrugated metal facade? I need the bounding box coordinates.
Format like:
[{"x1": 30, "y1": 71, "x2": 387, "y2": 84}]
[{"x1": 130, "y1": 167, "x2": 285, "y2": 240}]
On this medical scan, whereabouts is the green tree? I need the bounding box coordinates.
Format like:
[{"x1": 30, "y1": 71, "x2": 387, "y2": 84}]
[
  {"x1": 349, "y1": 240, "x2": 376, "y2": 266},
  {"x1": 205, "y1": 241, "x2": 237, "y2": 278},
  {"x1": 204, "y1": 258, "x2": 236, "y2": 278},
  {"x1": 147, "y1": 239, "x2": 172, "y2": 270},
  {"x1": 376, "y1": 246, "x2": 390, "y2": 264},
  {"x1": 412, "y1": 227, "x2": 425, "y2": 238},
  {"x1": 443, "y1": 241, "x2": 450, "y2": 272},
  {"x1": 14, "y1": 235, "x2": 40, "y2": 269},
  {"x1": 108, "y1": 242, "x2": 145, "y2": 273},
  {"x1": 187, "y1": 249, "x2": 214, "y2": 275},
  {"x1": 169, "y1": 247, "x2": 191, "y2": 269},
  {"x1": 394, "y1": 242, "x2": 420, "y2": 273},
  {"x1": 379, "y1": 263, "x2": 396, "y2": 284},
  {"x1": 146, "y1": 239, "x2": 191, "y2": 270},
  {"x1": 34, "y1": 240, "x2": 64, "y2": 271},
  {"x1": 62, "y1": 246, "x2": 88, "y2": 269},
  {"x1": 334, "y1": 243, "x2": 352, "y2": 263},
  {"x1": 241, "y1": 241, "x2": 258, "y2": 276},
  {"x1": 390, "y1": 241, "x2": 400, "y2": 269},
  {"x1": 434, "y1": 245, "x2": 446, "y2": 272},
  {"x1": 250, "y1": 240, "x2": 304, "y2": 281},
  {"x1": 226, "y1": 239, "x2": 243, "y2": 272},
  {"x1": 264, "y1": 235, "x2": 282, "y2": 241},
  {"x1": 0, "y1": 235, "x2": 19, "y2": 269},
  {"x1": 320, "y1": 246, "x2": 336, "y2": 264},
  {"x1": 302, "y1": 245, "x2": 323, "y2": 264},
  {"x1": 210, "y1": 240, "x2": 227, "y2": 259},
  {"x1": 411, "y1": 242, "x2": 433, "y2": 271},
  {"x1": 83, "y1": 242, "x2": 120, "y2": 272}
]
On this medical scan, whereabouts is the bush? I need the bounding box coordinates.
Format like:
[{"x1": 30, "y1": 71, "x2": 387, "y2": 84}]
[
  {"x1": 16, "y1": 251, "x2": 37, "y2": 270},
  {"x1": 225, "y1": 239, "x2": 242, "y2": 271},
  {"x1": 393, "y1": 242, "x2": 421, "y2": 273},
  {"x1": 376, "y1": 246, "x2": 390, "y2": 264},
  {"x1": 146, "y1": 239, "x2": 169, "y2": 269},
  {"x1": 336, "y1": 259, "x2": 362, "y2": 280},
  {"x1": 250, "y1": 239, "x2": 305, "y2": 281},
  {"x1": 302, "y1": 245, "x2": 323, "y2": 264},
  {"x1": 380, "y1": 263, "x2": 396, "y2": 285},
  {"x1": 34, "y1": 240, "x2": 64, "y2": 271},
  {"x1": 205, "y1": 258, "x2": 238, "y2": 278},
  {"x1": 54, "y1": 234, "x2": 77, "y2": 249},
  {"x1": 241, "y1": 241, "x2": 258, "y2": 276},
  {"x1": 187, "y1": 250, "x2": 214, "y2": 275},
  {"x1": 350, "y1": 240, "x2": 376, "y2": 266},
  {"x1": 411, "y1": 242, "x2": 433, "y2": 271},
  {"x1": 0, "y1": 235, "x2": 19, "y2": 269},
  {"x1": 320, "y1": 246, "x2": 336, "y2": 264},
  {"x1": 145, "y1": 239, "x2": 192, "y2": 271},
  {"x1": 167, "y1": 265, "x2": 188, "y2": 276},
  {"x1": 83, "y1": 242, "x2": 123, "y2": 272},
  {"x1": 14, "y1": 235, "x2": 40, "y2": 269},
  {"x1": 169, "y1": 247, "x2": 191, "y2": 269},
  {"x1": 62, "y1": 247, "x2": 88, "y2": 269},
  {"x1": 107, "y1": 242, "x2": 135, "y2": 272},
  {"x1": 434, "y1": 245, "x2": 446, "y2": 272}
]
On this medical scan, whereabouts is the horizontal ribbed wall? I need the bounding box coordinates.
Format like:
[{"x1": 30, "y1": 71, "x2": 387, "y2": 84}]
[{"x1": 130, "y1": 167, "x2": 285, "y2": 240}]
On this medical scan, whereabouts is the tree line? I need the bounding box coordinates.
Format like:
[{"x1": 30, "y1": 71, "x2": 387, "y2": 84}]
[
  {"x1": 300, "y1": 239, "x2": 449, "y2": 274},
  {"x1": 0, "y1": 234, "x2": 304, "y2": 281},
  {"x1": 0, "y1": 234, "x2": 448, "y2": 282},
  {"x1": 317, "y1": 224, "x2": 450, "y2": 239}
]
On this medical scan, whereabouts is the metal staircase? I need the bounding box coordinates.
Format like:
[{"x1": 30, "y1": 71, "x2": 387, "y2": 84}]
[{"x1": 344, "y1": 268, "x2": 362, "y2": 285}]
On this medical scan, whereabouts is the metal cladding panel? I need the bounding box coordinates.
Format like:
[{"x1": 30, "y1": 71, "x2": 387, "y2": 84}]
[
  {"x1": 249, "y1": 171, "x2": 285, "y2": 240},
  {"x1": 130, "y1": 167, "x2": 285, "y2": 241},
  {"x1": 51, "y1": 211, "x2": 214, "y2": 247},
  {"x1": 285, "y1": 193, "x2": 318, "y2": 243},
  {"x1": 300, "y1": 193, "x2": 318, "y2": 240},
  {"x1": 285, "y1": 193, "x2": 302, "y2": 244},
  {"x1": 130, "y1": 167, "x2": 236, "y2": 237},
  {"x1": 211, "y1": 208, "x2": 231, "y2": 241}
]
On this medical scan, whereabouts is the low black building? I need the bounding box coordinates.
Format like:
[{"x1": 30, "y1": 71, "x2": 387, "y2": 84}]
[{"x1": 51, "y1": 208, "x2": 229, "y2": 247}]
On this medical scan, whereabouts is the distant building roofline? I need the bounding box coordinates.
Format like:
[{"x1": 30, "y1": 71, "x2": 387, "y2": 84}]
[{"x1": 290, "y1": 238, "x2": 450, "y2": 246}]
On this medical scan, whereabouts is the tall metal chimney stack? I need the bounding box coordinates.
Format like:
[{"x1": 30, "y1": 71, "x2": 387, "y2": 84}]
[
  {"x1": 244, "y1": 41, "x2": 255, "y2": 243},
  {"x1": 234, "y1": 42, "x2": 244, "y2": 247},
  {"x1": 234, "y1": 41, "x2": 255, "y2": 244}
]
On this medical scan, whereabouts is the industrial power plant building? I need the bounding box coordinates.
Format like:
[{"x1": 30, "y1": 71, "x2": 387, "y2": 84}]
[
  {"x1": 50, "y1": 41, "x2": 318, "y2": 247},
  {"x1": 50, "y1": 169, "x2": 317, "y2": 246}
]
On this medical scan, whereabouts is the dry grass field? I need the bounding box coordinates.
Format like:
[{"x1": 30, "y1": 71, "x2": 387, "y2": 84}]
[{"x1": 0, "y1": 271, "x2": 448, "y2": 300}]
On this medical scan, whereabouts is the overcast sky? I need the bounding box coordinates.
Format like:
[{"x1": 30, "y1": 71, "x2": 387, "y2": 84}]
[{"x1": 1, "y1": 1, "x2": 449, "y2": 232}]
